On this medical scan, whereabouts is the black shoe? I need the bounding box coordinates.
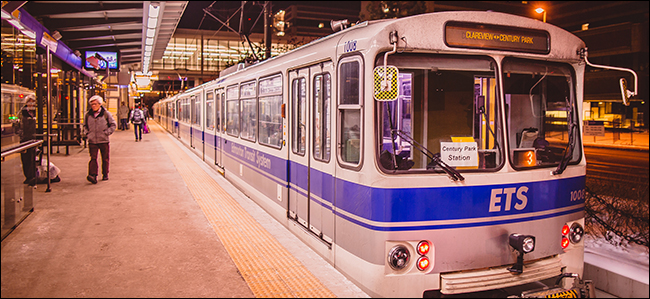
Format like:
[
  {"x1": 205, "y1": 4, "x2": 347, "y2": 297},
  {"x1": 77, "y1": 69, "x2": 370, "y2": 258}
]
[
  {"x1": 139, "y1": 138, "x2": 142, "y2": 141},
  {"x1": 87, "y1": 175, "x2": 97, "y2": 184},
  {"x1": 102, "y1": 176, "x2": 109, "y2": 181}
]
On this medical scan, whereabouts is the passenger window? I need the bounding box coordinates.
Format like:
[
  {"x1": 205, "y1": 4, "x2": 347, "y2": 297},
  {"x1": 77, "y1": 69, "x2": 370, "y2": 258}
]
[
  {"x1": 192, "y1": 95, "x2": 201, "y2": 126},
  {"x1": 292, "y1": 77, "x2": 306, "y2": 155},
  {"x1": 226, "y1": 85, "x2": 239, "y2": 136},
  {"x1": 313, "y1": 73, "x2": 331, "y2": 161},
  {"x1": 339, "y1": 59, "x2": 362, "y2": 165},
  {"x1": 240, "y1": 81, "x2": 257, "y2": 142},
  {"x1": 206, "y1": 92, "x2": 214, "y2": 130},
  {"x1": 259, "y1": 75, "x2": 283, "y2": 148}
]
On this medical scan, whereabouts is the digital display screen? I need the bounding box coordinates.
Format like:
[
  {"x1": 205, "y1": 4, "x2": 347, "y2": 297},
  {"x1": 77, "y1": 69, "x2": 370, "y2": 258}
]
[
  {"x1": 84, "y1": 51, "x2": 119, "y2": 70},
  {"x1": 445, "y1": 22, "x2": 549, "y2": 54},
  {"x1": 513, "y1": 149, "x2": 537, "y2": 167}
]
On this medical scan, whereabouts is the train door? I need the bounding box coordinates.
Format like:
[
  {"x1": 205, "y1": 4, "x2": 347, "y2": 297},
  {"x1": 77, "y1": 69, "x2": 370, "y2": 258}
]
[
  {"x1": 215, "y1": 88, "x2": 224, "y2": 169},
  {"x1": 288, "y1": 67, "x2": 310, "y2": 228},
  {"x1": 308, "y1": 62, "x2": 335, "y2": 243},
  {"x1": 175, "y1": 99, "x2": 181, "y2": 138}
]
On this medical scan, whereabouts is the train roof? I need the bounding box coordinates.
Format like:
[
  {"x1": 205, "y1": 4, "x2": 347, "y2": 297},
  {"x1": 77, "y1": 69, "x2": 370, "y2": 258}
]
[{"x1": 158, "y1": 10, "x2": 585, "y2": 103}]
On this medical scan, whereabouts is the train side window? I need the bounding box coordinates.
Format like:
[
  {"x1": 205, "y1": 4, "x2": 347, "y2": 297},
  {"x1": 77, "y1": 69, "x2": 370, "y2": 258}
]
[
  {"x1": 338, "y1": 58, "x2": 362, "y2": 167},
  {"x1": 313, "y1": 73, "x2": 331, "y2": 161},
  {"x1": 206, "y1": 92, "x2": 214, "y2": 130},
  {"x1": 215, "y1": 89, "x2": 223, "y2": 132},
  {"x1": 226, "y1": 85, "x2": 240, "y2": 136},
  {"x1": 192, "y1": 95, "x2": 201, "y2": 126},
  {"x1": 259, "y1": 74, "x2": 283, "y2": 148},
  {"x1": 240, "y1": 81, "x2": 257, "y2": 142},
  {"x1": 292, "y1": 77, "x2": 307, "y2": 155}
]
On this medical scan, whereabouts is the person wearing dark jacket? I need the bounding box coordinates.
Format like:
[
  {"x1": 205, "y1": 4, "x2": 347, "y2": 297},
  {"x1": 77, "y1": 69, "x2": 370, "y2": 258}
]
[
  {"x1": 18, "y1": 95, "x2": 37, "y2": 185},
  {"x1": 83, "y1": 95, "x2": 117, "y2": 184}
]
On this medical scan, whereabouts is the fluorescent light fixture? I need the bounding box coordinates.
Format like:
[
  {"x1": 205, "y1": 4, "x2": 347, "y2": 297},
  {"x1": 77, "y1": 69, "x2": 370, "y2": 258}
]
[
  {"x1": 21, "y1": 28, "x2": 36, "y2": 39},
  {"x1": 146, "y1": 28, "x2": 156, "y2": 38},
  {"x1": 147, "y1": 17, "x2": 157, "y2": 28},
  {"x1": 145, "y1": 37, "x2": 154, "y2": 45},
  {"x1": 145, "y1": 45, "x2": 153, "y2": 52},
  {"x1": 144, "y1": 51, "x2": 152, "y2": 57},
  {"x1": 8, "y1": 19, "x2": 24, "y2": 30},
  {"x1": 149, "y1": 3, "x2": 160, "y2": 18},
  {"x1": 1, "y1": 9, "x2": 12, "y2": 19}
]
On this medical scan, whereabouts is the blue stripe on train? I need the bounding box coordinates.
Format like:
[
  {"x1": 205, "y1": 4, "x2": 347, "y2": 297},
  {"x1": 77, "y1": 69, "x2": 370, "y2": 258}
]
[{"x1": 198, "y1": 138, "x2": 585, "y2": 226}]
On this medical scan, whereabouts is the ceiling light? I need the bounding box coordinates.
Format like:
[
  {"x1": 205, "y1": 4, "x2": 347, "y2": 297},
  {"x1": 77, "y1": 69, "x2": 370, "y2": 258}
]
[
  {"x1": 146, "y1": 28, "x2": 156, "y2": 38},
  {"x1": 145, "y1": 37, "x2": 154, "y2": 45},
  {"x1": 148, "y1": 17, "x2": 158, "y2": 28},
  {"x1": 145, "y1": 45, "x2": 152, "y2": 52},
  {"x1": 149, "y1": 3, "x2": 160, "y2": 18},
  {"x1": 1, "y1": 9, "x2": 12, "y2": 19},
  {"x1": 8, "y1": 19, "x2": 24, "y2": 30}
]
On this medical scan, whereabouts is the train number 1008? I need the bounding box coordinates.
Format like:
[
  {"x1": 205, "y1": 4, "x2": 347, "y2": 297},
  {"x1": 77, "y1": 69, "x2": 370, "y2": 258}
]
[{"x1": 570, "y1": 189, "x2": 585, "y2": 202}]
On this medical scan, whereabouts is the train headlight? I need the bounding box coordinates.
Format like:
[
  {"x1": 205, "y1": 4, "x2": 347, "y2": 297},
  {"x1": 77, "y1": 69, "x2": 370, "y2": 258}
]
[
  {"x1": 416, "y1": 256, "x2": 430, "y2": 271},
  {"x1": 417, "y1": 241, "x2": 430, "y2": 255},
  {"x1": 509, "y1": 234, "x2": 535, "y2": 253},
  {"x1": 388, "y1": 245, "x2": 410, "y2": 270},
  {"x1": 508, "y1": 233, "x2": 535, "y2": 274},
  {"x1": 570, "y1": 223, "x2": 584, "y2": 244}
]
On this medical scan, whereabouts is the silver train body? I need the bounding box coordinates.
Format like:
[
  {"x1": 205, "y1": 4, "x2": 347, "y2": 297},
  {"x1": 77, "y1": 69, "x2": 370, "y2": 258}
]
[{"x1": 154, "y1": 11, "x2": 592, "y2": 297}]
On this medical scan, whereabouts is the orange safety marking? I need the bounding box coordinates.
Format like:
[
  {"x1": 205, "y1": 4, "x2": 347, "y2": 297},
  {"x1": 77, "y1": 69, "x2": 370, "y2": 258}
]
[{"x1": 152, "y1": 123, "x2": 335, "y2": 298}]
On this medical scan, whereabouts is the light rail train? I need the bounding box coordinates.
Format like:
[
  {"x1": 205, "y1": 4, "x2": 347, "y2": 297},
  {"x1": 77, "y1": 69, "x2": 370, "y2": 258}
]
[{"x1": 153, "y1": 11, "x2": 637, "y2": 298}]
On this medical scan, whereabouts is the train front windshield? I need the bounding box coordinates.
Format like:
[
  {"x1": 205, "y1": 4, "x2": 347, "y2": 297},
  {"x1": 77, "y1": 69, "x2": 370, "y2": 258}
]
[{"x1": 378, "y1": 54, "x2": 581, "y2": 173}]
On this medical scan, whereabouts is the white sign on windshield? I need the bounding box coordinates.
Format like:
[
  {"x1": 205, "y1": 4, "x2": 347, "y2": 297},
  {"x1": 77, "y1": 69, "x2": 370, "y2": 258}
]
[{"x1": 440, "y1": 142, "x2": 478, "y2": 167}]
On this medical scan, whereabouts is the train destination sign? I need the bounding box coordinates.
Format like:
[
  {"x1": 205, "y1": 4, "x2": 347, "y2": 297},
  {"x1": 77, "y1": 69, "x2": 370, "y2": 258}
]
[{"x1": 445, "y1": 22, "x2": 549, "y2": 54}]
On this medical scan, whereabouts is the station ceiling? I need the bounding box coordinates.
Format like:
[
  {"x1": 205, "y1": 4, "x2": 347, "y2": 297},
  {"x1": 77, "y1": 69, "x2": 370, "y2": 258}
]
[{"x1": 17, "y1": 1, "x2": 187, "y2": 68}]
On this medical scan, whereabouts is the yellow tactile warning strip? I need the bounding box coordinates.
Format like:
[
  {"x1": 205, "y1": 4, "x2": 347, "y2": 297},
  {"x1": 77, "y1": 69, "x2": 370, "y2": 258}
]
[{"x1": 152, "y1": 123, "x2": 336, "y2": 298}]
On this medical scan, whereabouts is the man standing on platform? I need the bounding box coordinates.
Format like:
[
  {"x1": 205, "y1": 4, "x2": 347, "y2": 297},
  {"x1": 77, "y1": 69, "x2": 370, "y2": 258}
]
[
  {"x1": 83, "y1": 95, "x2": 117, "y2": 184},
  {"x1": 118, "y1": 101, "x2": 130, "y2": 130},
  {"x1": 130, "y1": 104, "x2": 145, "y2": 142}
]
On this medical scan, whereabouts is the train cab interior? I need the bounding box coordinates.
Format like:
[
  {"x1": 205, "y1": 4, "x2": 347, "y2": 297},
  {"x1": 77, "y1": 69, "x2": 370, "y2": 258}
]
[
  {"x1": 377, "y1": 54, "x2": 503, "y2": 173},
  {"x1": 377, "y1": 54, "x2": 581, "y2": 174}
]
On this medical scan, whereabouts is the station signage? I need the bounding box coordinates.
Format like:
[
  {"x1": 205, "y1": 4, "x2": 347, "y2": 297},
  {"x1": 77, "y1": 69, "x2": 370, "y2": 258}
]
[
  {"x1": 583, "y1": 120, "x2": 605, "y2": 136},
  {"x1": 445, "y1": 21, "x2": 549, "y2": 54}
]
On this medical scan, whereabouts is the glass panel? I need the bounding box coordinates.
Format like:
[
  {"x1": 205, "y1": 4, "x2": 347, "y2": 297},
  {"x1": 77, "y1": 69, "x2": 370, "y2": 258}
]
[
  {"x1": 240, "y1": 99, "x2": 256, "y2": 141},
  {"x1": 215, "y1": 91, "x2": 222, "y2": 131},
  {"x1": 377, "y1": 54, "x2": 502, "y2": 172},
  {"x1": 259, "y1": 95, "x2": 283, "y2": 148},
  {"x1": 206, "y1": 92, "x2": 214, "y2": 130},
  {"x1": 340, "y1": 61, "x2": 359, "y2": 105},
  {"x1": 502, "y1": 58, "x2": 580, "y2": 169},
  {"x1": 226, "y1": 100, "x2": 239, "y2": 136},
  {"x1": 313, "y1": 74, "x2": 331, "y2": 161},
  {"x1": 240, "y1": 81, "x2": 256, "y2": 98},
  {"x1": 292, "y1": 78, "x2": 306, "y2": 155},
  {"x1": 259, "y1": 75, "x2": 282, "y2": 95},
  {"x1": 314, "y1": 75, "x2": 322, "y2": 159},
  {"x1": 341, "y1": 109, "x2": 360, "y2": 164}
]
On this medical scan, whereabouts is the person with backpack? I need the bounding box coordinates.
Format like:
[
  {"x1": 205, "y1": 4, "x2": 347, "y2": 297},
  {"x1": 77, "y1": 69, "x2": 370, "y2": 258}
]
[
  {"x1": 82, "y1": 95, "x2": 117, "y2": 184},
  {"x1": 130, "y1": 104, "x2": 145, "y2": 142}
]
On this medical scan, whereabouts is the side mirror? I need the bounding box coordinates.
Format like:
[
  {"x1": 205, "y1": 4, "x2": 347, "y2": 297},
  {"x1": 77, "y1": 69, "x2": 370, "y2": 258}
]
[{"x1": 619, "y1": 78, "x2": 632, "y2": 106}]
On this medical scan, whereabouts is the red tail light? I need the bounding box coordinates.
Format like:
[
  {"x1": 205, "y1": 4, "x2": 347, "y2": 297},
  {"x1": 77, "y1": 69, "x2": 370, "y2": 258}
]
[
  {"x1": 417, "y1": 241, "x2": 430, "y2": 255},
  {"x1": 416, "y1": 256, "x2": 429, "y2": 271},
  {"x1": 562, "y1": 224, "x2": 570, "y2": 235},
  {"x1": 561, "y1": 236, "x2": 570, "y2": 249}
]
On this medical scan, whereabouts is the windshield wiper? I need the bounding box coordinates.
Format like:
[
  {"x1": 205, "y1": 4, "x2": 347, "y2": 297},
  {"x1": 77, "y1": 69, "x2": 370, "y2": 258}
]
[
  {"x1": 553, "y1": 100, "x2": 576, "y2": 175},
  {"x1": 392, "y1": 130, "x2": 464, "y2": 181}
]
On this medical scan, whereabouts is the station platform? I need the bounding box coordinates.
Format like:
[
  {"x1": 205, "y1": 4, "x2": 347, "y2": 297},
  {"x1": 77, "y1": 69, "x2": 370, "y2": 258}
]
[{"x1": 1, "y1": 122, "x2": 368, "y2": 298}]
